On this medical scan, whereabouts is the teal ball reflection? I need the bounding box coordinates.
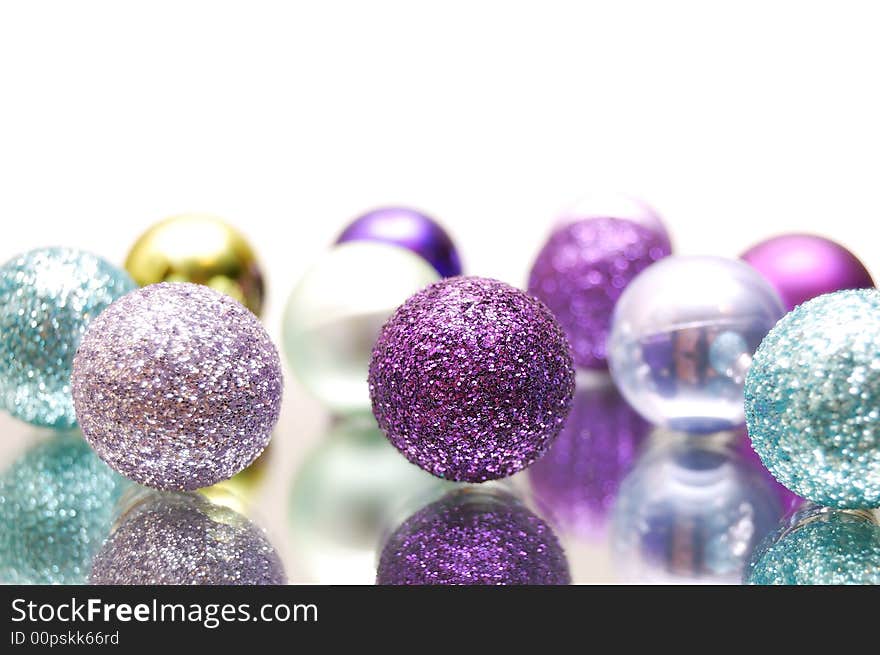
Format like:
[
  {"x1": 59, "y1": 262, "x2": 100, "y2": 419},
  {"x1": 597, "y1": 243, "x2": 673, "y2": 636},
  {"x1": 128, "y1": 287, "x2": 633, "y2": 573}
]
[
  {"x1": 747, "y1": 506, "x2": 880, "y2": 585},
  {"x1": 288, "y1": 414, "x2": 450, "y2": 583},
  {"x1": 0, "y1": 434, "x2": 128, "y2": 583}
]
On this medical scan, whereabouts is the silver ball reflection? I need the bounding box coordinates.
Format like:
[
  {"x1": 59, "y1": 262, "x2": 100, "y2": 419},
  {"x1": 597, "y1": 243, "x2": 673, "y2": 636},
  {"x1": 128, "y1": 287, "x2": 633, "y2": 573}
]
[
  {"x1": 611, "y1": 432, "x2": 783, "y2": 584},
  {"x1": 288, "y1": 414, "x2": 450, "y2": 584}
]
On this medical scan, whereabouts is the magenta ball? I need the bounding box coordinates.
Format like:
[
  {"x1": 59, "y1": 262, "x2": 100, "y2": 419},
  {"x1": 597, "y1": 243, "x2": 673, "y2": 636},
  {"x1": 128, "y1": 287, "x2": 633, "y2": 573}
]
[
  {"x1": 336, "y1": 206, "x2": 462, "y2": 278},
  {"x1": 369, "y1": 276, "x2": 575, "y2": 482},
  {"x1": 741, "y1": 234, "x2": 874, "y2": 311},
  {"x1": 528, "y1": 217, "x2": 671, "y2": 369}
]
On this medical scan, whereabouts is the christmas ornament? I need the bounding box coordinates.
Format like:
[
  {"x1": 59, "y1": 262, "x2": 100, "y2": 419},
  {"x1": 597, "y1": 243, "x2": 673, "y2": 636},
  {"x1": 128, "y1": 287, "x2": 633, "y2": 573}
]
[
  {"x1": 608, "y1": 256, "x2": 785, "y2": 432},
  {"x1": 0, "y1": 434, "x2": 127, "y2": 584},
  {"x1": 283, "y1": 242, "x2": 439, "y2": 413},
  {"x1": 376, "y1": 488, "x2": 570, "y2": 585},
  {"x1": 528, "y1": 373, "x2": 650, "y2": 538},
  {"x1": 747, "y1": 505, "x2": 880, "y2": 585},
  {"x1": 735, "y1": 429, "x2": 804, "y2": 513},
  {"x1": 288, "y1": 413, "x2": 450, "y2": 584},
  {"x1": 556, "y1": 193, "x2": 669, "y2": 239},
  {"x1": 741, "y1": 233, "x2": 873, "y2": 311},
  {"x1": 336, "y1": 206, "x2": 462, "y2": 277},
  {"x1": 369, "y1": 276, "x2": 575, "y2": 482},
  {"x1": 89, "y1": 490, "x2": 286, "y2": 584},
  {"x1": 200, "y1": 442, "x2": 273, "y2": 514},
  {"x1": 0, "y1": 248, "x2": 135, "y2": 428},
  {"x1": 528, "y1": 216, "x2": 671, "y2": 369},
  {"x1": 125, "y1": 213, "x2": 265, "y2": 315},
  {"x1": 745, "y1": 289, "x2": 880, "y2": 508},
  {"x1": 611, "y1": 433, "x2": 783, "y2": 584},
  {"x1": 71, "y1": 282, "x2": 282, "y2": 490}
]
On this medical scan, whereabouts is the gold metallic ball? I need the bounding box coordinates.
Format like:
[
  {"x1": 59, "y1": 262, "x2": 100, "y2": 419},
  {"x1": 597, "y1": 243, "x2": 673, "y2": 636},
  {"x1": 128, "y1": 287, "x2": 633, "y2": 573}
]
[
  {"x1": 125, "y1": 214, "x2": 265, "y2": 316},
  {"x1": 199, "y1": 443, "x2": 273, "y2": 513}
]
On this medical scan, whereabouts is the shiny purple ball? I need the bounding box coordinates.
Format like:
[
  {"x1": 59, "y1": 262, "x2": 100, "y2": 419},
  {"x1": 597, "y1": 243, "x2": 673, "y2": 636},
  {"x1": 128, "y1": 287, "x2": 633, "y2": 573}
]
[
  {"x1": 336, "y1": 206, "x2": 462, "y2": 278},
  {"x1": 528, "y1": 217, "x2": 671, "y2": 369},
  {"x1": 369, "y1": 276, "x2": 575, "y2": 482},
  {"x1": 741, "y1": 234, "x2": 874, "y2": 311},
  {"x1": 376, "y1": 489, "x2": 571, "y2": 585},
  {"x1": 528, "y1": 375, "x2": 650, "y2": 539}
]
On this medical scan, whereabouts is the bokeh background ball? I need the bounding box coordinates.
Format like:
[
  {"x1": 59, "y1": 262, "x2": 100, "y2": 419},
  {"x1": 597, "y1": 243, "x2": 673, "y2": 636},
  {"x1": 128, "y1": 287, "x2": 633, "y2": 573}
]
[
  {"x1": 608, "y1": 256, "x2": 785, "y2": 432},
  {"x1": 557, "y1": 193, "x2": 670, "y2": 240},
  {"x1": 0, "y1": 434, "x2": 128, "y2": 584},
  {"x1": 745, "y1": 289, "x2": 880, "y2": 508},
  {"x1": 741, "y1": 233, "x2": 874, "y2": 311},
  {"x1": 611, "y1": 433, "x2": 783, "y2": 584},
  {"x1": 369, "y1": 276, "x2": 575, "y2": 482},
  {"x1": 72, "y1": 282, "x2": 282, "y2": 490},
  {"x1": 376, "y1": 488, "x2": 570, "y2": 585},
  {"x1": 528, "y1": 216, "x2": 671, "y2": 369},
  {"x1": 747, "y1": 506, "x2": 880, "y2": 585},
  {"x1": 336, "y1": 206, "x2": 462, "y2": 278},
  {"x1": 288, "y1": 414, "x2": 450, "y2": 584},
  {"x1": 0, "y1": 248, "x2": 135, "y2": 428},
  {"x1": 283, "y1": 241, "x2": 440, "y2": 413},
  {"x1": 89, "y1": 490, "x2": 286, "y2": 585},
  {"x1": 125, "y1": 213, "x2": 266, "y2": 315}
]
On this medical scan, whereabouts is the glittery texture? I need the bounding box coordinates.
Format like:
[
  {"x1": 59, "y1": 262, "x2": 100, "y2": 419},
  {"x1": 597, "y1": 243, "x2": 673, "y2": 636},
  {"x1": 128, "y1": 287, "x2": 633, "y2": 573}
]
[
  {"x1": 376, "y1": 489, "x2": 570, "y2": 585},
  {"x1": 336, "y1": 206, "x2": 463, "y2": 278},
  {"x1": 611, "y1": 435, "x2": 783, "y2": 584},
  {"x1": 89, "y1": 491, "x2": 286, "y2": 585},
  {"x1": 0, "y1": 248, "x2": 135, "y2": 428},
  {"x1": 528, "y1": 376, "x2": 650, "y2": 538},
  {"x1": 745, "y1": 289, "x2": 880, "y2": 508},
  {"x1": 369, "y1": 276, "x2": 575, "y2": 482},
  {"x1": 747, "y1": 507, "x2": 880, "y2": 585},
  {"x1": 528, "y1": 217, "x2": 671, "y2": 369},
  {"x1": 0, "y1": 434, "x2": 128, "y2": 584},
  {"x1": 71, "y1": 282, "x2": 283, "y2": 491},
  {"x1": 741, "y1": 233, "x2": 874, "y2": 311}
]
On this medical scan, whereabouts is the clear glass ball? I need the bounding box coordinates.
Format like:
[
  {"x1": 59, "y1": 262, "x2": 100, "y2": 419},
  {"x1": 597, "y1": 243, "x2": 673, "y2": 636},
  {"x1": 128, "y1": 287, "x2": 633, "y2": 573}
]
[
  {"x1": 282, "y1": 242, "x2": 440, "y2": 413},
  {"x1": 608, "y1": 256, "x2": 785, "y2": 432}
]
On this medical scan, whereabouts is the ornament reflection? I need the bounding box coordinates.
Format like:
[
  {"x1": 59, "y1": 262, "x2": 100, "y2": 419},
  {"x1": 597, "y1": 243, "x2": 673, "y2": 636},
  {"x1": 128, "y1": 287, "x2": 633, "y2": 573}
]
[{"x1": 611, "y1": 432, "x2": 784, "y2": 584}]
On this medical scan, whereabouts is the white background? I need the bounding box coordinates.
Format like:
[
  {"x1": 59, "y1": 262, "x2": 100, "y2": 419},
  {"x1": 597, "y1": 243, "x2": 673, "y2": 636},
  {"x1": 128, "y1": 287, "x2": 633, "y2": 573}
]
[{"x1": 1, "y1": 1, "x2": 879, "y2": 582}]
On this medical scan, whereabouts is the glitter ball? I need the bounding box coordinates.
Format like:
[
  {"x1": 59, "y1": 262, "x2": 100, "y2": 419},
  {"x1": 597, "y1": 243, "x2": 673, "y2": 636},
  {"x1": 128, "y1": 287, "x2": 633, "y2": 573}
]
[
  {"x1": 745, "y1": 289, "x2": 880, "y2": 509},
  {"x1": 336, "y1": 206, "x2": 463, "y2": 278},
  {"x1": 0, "y1": 248, "x2": 135, "y2": 428},
  {"x1": 71, "y1": 282, "x2": 283, "y2": 491},
  {"x1": 611, "y1": 433, "x2": 783, "y2": 584},
  {"x1": 608, "y1": 256, "x2": 786, "y2": 433},
  {"x1": 283, "y1": 242, "x2": 440, "y2": 413},
  {"x1": 288, "y1": 413, "x2": 450, "y2": 584},
  {"x1": 376, "y1": 488, "x2": 571, "y2": 585},
  {"x1": 0, "y1": 434, "x2": 128, "y2": 584},
  {"x1": 747, "y1": 506, "x2": 880, "y2": 585},
  {"x1": 528, "y1": 373, "x2": 650, "y2": 539},
  {"x1": 369, "y1": 276, "x2": 575, "y2": 482},
  {"x1": 89, "y1": 490, "x2": 286, "y2": 584},
  {"x1": 528, "y1": 217, "x2": 671, "y2": 369}
]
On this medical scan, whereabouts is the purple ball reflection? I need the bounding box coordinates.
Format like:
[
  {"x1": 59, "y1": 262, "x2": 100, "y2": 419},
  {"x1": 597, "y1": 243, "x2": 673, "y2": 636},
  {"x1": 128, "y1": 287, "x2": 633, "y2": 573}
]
[
  {"x1": 528, "y1": 374, "x2": 650, "y2": 539},
  {"x1": 336, "y1": 206, "x2": 462, "y2": 278},
  {"x1": 741, "y1": 234, "x2": 874, "y2": 311}
]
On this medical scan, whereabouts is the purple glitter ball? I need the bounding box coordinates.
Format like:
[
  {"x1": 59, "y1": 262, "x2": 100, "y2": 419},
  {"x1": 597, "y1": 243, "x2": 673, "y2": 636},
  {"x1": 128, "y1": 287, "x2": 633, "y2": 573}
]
[
  {"x1": 89, "y1": 491, "x2": 286, "y2": 585},
  {"x1": 369, "y1": 276, "x2": 575, "y2": 482},
  {"x1": 741, "y1": 233, "x2": 874, "y2": 311},
  {"x1": 528, "y1": 217, "x2": 671, "y2": 369},
  {"x1": 336, "y1": 206, "x2": 463, "y2": 278},
  {"x1": 528, "y1": 374, "x2": 650, "y2": 539},
  {"x1": 376, "y1": 488, "x2": 570, "y2": 585},
  {"x1": 71, "y1": 282, "x2": 282, "y2": 491}
]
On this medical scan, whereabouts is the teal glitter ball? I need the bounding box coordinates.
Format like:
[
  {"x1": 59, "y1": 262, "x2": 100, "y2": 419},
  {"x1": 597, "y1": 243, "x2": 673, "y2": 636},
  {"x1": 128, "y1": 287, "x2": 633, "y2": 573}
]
[
  {"x1": 0, "y1": 434, "x2": 128, "y2": 584},
  {"x1": 0, "y1": 248, "x2": 136, "y2": 428},
  {"x1": 747, "y1": 507, "x2": 880, "y2": 584},
  {"x1": 745, "y1": 289, "x2": 880, "y2": 509}
]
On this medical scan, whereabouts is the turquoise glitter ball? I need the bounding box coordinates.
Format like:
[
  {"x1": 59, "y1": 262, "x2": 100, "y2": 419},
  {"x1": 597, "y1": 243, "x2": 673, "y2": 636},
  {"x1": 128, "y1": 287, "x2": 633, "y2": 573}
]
[
  {"x1": 744, "y1": 289, "x2": 880, "y2": 508},
  {"x1": 0, "y1": 248, "x2": 136, "y2": 428},
  {"x1": 0, "y1": 434, "x2": 128, "y2": 584},
  {"x1": 747, "y1": 506, "x2": 880, "y2": 584}
]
